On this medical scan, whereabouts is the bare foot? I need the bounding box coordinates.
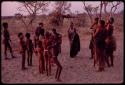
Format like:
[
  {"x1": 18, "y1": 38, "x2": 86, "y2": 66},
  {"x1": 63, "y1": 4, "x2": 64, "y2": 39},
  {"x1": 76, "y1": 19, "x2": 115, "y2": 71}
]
[{"x1": 56, "y1": 78, "x2": 62, "y2": 82}]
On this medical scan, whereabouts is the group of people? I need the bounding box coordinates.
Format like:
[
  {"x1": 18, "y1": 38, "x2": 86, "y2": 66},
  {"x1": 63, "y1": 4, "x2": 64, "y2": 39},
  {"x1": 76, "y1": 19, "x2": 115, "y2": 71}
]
[
  {"x1": 2, "y1": 17, "x2": 116, "y2": 81},
  {"x1": 2, "y1": 22, "x2": 62, "y2": 81},
  {"x1": 89, "y1": 17, "x2": 116, "y2": 72}
]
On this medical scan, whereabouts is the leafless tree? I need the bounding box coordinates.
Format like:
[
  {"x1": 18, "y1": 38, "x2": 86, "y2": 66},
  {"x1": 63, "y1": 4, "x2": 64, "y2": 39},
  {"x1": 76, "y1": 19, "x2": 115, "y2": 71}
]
[
  {"x1": 54, "y1": 1, "x2": 71, "y2": 14},
  {"x1": 103, "y1": 1, "x2": 122, "y2": 18},
  {"x1": 83, "y1": 2, "x2": 93, "y2": 24},
  {"x1": 50, "y1": 1, "x2": 72, "y2": 26},
  {"x1": 83, "y1": 1, "x2": 100, "y2": 23},
  {"x1": 92, "y1": 6, "x2": 99, "y2": 17},
  {"x1": 16, "y1": 1, "x2": 50, "y2": 31},
  {"x1": 83, "y1": 1, "x2": 122, "y2": 24}
]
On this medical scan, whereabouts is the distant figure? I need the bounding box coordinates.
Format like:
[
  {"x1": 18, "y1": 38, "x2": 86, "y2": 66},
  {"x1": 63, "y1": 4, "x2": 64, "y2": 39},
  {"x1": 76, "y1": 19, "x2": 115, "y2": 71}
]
[
  {"x1": 68, "y1": 22, "x2": 80, "y2": 58},
  {"x1": 25, "y1": 33, "x2": 34, "y2": 66},
  {"x1": 34, "y1": 22, "x2": 45, "y2": 48},
  {"x1": 2, "y1": 22, "x2": 15, "y2": 60},
  {"x1": 105, "y1": 17, "x2": 116, "y2": 67},
  {"x1": 93, "y1": 20, "x2": 107, "y2": 72},
  {"x1": 18, "y1": 32, "x2": 27, "y2": 70},
  {"x1": 35, "y1": 22, "x2": 45, "y2": 37},
  {"x1": 51, "y1": 28, "x2": 62, "y2": 81},
  {"x1": 68, "y1": 22, "x2": 75, "y2": 47},
  {"x1": 89, "y1": 17, "x2": 99, "y2": 60}
]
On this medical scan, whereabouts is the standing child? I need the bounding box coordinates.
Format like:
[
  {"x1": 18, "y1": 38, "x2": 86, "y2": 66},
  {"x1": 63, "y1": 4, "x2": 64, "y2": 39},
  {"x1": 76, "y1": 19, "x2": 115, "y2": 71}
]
[
  {"x1": 18, "y1": 32, "x2": 27, "y2": 70},
  {"x1": 89, "y1": 17, "x2": 99, "y2": 60},
  {"x1": 93, "y1": 20, "x2": 107, "y2": 72},
  {"x1": 105, "y1": 17, "x2": 116, "y2": 67},
  {"x1": 43, "y1": 32, "x2": 52, "y2": 76},
  {"x1": 51, "y1": 29, "x2": 62, "y2": 81},
  {"x1": 34, "y1": 22, "x2": 45, "y2": 48},
  {"x1": 2, "y1": 22, "x2": 15, "y2": 59},
  {"x1": 25, "y1": 33, "x2": 34, "y2": 66},
  {"x1": 35, "y1": 36, "x2": 45, "y2": 73}
]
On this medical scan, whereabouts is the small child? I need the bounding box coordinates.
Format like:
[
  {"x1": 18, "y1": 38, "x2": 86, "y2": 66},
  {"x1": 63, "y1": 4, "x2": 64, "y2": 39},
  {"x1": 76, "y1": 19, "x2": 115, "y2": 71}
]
[
  {"x1": 25, "y1": 33, "x2": 34, "y2": 66},
  {"x1": 43, "y1": 32, "x2": 53, "y2": 76},
  {"x1": 105, "y1": 17, "x2": 116, "y2": 67},
  {"x1": 18, "y1": 32, "x2": 27, "y2": 70},
  {"x1": 35, "y1": 36, "x2": 45, "y2": 73},
  {"x1": 51, "y1": 29, "x2": 62, "y2": 81}
]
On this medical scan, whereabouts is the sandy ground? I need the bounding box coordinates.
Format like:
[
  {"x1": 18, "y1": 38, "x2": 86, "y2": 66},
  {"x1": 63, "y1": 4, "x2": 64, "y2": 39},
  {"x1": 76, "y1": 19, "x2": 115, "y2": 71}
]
[{"x1": 1, "y1": 31, "x2": 123, "y2": 84}]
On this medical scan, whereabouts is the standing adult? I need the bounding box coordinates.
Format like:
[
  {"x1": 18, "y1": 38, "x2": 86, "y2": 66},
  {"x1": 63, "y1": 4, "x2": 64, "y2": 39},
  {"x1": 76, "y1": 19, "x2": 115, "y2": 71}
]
[
  {"x1": 68, "y1": 22, "x2": 75, "y2": 47},
  {"x1": 68, "y1": 22, "x2": 80, "y2": 58},
  {"x1": 93, "y1": 20, "x2": 107, "y2": 72}
]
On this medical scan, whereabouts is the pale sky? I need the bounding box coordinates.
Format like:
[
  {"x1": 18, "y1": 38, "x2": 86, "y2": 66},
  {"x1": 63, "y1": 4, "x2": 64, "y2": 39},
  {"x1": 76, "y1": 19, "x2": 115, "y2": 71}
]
[{"x1": 1, "y1": 1, "x2": 124, "y2": 16}]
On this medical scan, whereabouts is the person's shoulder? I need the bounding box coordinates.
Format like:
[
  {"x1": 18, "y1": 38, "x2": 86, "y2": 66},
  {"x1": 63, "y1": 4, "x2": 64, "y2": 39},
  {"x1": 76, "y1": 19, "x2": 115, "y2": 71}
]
[
  {"x1": 111, "y1": 25, "x2": 114, "y2": 29},
  {"x1": 108, "y1": 24, "x2": 113, "y2": 28},
  {"x1": 57, "y1": 33, "x2": 62, "y2": 37}
]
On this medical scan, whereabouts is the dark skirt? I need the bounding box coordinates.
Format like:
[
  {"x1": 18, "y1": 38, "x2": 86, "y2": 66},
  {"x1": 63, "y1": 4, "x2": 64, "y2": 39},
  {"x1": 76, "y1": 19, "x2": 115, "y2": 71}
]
[{"x1": 70, "y1": 33, "x2": 80, "y2": 58}]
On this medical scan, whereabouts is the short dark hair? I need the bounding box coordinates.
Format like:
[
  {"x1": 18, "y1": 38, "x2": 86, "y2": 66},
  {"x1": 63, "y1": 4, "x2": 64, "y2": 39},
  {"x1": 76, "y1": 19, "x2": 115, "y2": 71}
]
[
  {"x1": 109, "y1": 17, "x2": 114, "y2": 24},
  {"x1": 3, "y1": 22, "x2": 8, "y2": 28},
  {"x1": 25, "y1": 33, "x2": 30, "y2": 38},
  {"x1": 95, "y1": 17, "x2": 99, "y2": 21},
  {"x1": 18, "y1": 32, "x2": 23, "y2": 38},
  {"x1": 39, "y1": 22, "x2": 43, "y2": 25},
  {"x1": 52, "y1": 28, "x2": 56, "y2": 33},
  {"x1": 100, "y1": 20, "x2": 105, "y2": 26}
]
